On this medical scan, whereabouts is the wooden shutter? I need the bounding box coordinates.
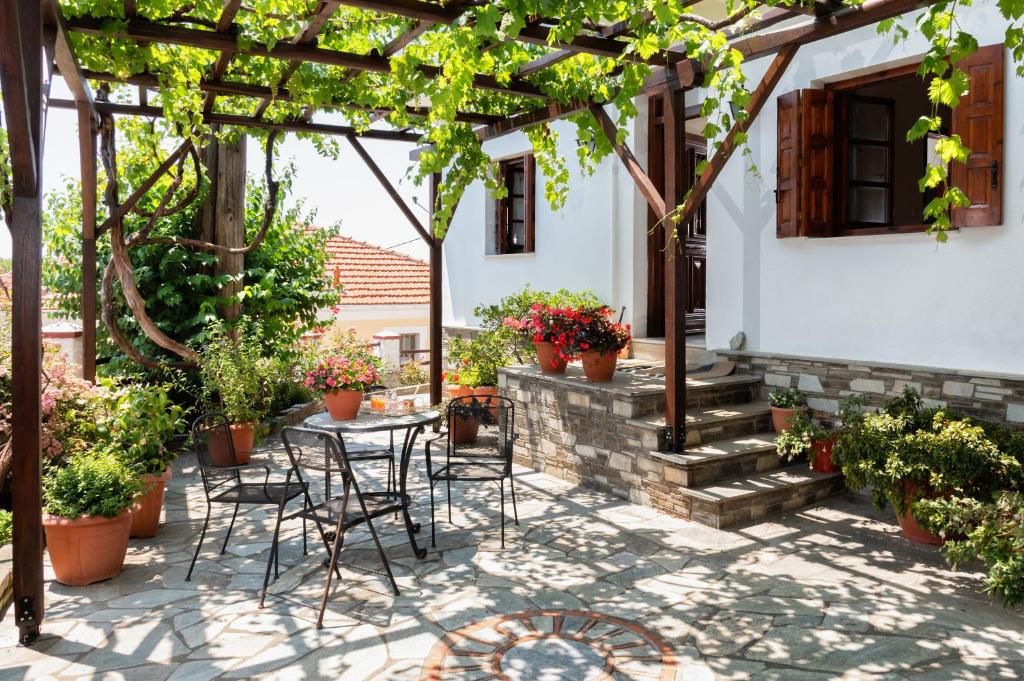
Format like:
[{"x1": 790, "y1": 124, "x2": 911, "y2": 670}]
[
  {"x1": 523, "y1": 154, "x2": 536, "y2": 252},
  {"x1": 952, "y1": 43, "x2": 1004, "y2": 228},
  {"x1": 800, "y1": 89, "x2": 834, "y2": 237},
  {"x1": 496, "y1": 161, "x2": 509, "y2": 253},
  {"x1": 776, "y1": 90, "x2": 801, "y2": 238}
]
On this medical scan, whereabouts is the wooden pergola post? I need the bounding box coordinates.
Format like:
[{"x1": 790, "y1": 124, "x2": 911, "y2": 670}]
[
  {"x1": 1, "y1": 0, "x2": 46, "y2": 645},
  {"x1": 428, "y1": 173, "x2": 444, "y2": 407},
  {"x1": 78, "y1": 103, "x2": 97, "y2": 382}
]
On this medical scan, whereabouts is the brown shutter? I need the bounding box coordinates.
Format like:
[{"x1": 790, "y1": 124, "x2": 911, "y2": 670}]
[
  {"x1": 776, "y1": 90, "x2": 801, "y2": 238},
  {"x1": 952, "y1": 43, "x2": 1004, "y2": 228},
  {"x1": 799, "y1": 89, "x2": 834, "y2": 237},
  {"x1": 496, "y1": 161, "x2": 508, "y2": 253},
  {"x1": 523, "y1": 154, "x2": 536, "y2": 252}
]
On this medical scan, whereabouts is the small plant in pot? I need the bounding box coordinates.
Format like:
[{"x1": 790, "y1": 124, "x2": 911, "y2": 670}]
[
  {"x1": 306, "y1": 353, "x2": 382, "y2": 421},
  {"x1": 43, "y1": 451, "x2": 142, "y2": 586},
  {"x1": 572, "y1": 306, "x2": 631, "y2": 382},
  {"x1": 197, "y1": 321, "x2": 275, "y2": 465},
  {"x1": 768, "y1": 388, "x2": 807, "y2": 432},
  {"x1": 504, "y1": 304, "x2": 580, "y2": 374},
  {"x1": 97, "y1": 381, "x2": 185, "y2": 538},
  {"x1": 775, "y1": 412, "x2": 839, "y2": 473}
]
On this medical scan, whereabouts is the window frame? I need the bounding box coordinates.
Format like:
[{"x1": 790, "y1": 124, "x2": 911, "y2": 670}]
[{"x1": 495, "y1": 154, "x2": 536, "y2": 255}]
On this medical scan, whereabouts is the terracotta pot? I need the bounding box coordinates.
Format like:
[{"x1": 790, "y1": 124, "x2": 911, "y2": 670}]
[
  {"x1": 450, "y1": 412, "x2": 481, "y2": 444},
  {"x1": 811, "y1": 438, "x2": 838, "y2": 474},
  {"x1": 896, "y1": 483, "x2": 943, "y2": 545},
  {"x1": 325, "y1": 389, "x2": 364, "y2": 421},
  {"x1": 473, "y1": 385, "x2": 500, "y2": 419},
  {"x1": 130, "y1": 467, "x2": 172, "y2": 538},
  {"x1": 770, "y1": 406, "x2": 807, "y2": 433},
  {"x1": 534, "y1": 341, "x2": 568, "y2": 374},
  {"x1": 206, "y1": 422, "x2": 255, "y2": 466},
  {"x1": 448, "y1": 384, "x2": 475, "y2": 400},
  {"x1": 44, "y1": 508, "x2": 135, "y2": 586},
  {"x1": 582, "y1": 350, "x2": 618, "y2": 382}
]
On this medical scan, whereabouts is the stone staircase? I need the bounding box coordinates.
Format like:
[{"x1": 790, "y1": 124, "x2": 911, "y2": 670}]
[{"x1": 630, "y1": 375, "x2": 845, "y2": 529}]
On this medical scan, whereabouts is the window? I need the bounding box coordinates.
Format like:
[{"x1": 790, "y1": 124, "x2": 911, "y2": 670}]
[
  {"x1": 399, "y1": 333, "x2": 418, "y2": 353},
  {"x1": 777, "y1": 44, "x2": 1004, "y2": 238},
  {"x1": 496, "y1": 155, "x2": 536, "y2": 254}
]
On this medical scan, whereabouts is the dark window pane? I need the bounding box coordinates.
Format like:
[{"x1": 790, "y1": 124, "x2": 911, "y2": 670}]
[
  {"x1": 851, "y1": 101, "x2": 890, "y2": 141},
  {"x1": 848, "y1": 186, "x2": 889, "y2": 224},
  {"x1": 849, "y1": 144, "x2": 889, "y2": 182}
]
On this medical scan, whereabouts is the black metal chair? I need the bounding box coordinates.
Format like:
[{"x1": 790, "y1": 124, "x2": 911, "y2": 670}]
[
  {"x1": 261, "y1": 427, "x2": 401, "y2": 629},
  {"x1": 425, "y1": 395, "x2": 519, "y2": 548},
  {"x1": 185, "y1": 413, "x2": 307, "y2": 582}
]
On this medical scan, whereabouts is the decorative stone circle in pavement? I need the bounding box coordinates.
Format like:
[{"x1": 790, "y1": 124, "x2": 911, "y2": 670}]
[{"x1": 421, "y1": 609, "x2": 677, "y2": 681}]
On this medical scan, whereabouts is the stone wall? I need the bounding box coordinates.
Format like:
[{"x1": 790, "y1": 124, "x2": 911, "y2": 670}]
[{"x1": 719, "y1": 350, "x2": 1024, "y2": 428}]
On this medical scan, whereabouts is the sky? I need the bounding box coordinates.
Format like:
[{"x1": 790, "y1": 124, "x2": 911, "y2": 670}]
[{"x1": 0, "y1": 79, "x2": 431, "y2": 262}]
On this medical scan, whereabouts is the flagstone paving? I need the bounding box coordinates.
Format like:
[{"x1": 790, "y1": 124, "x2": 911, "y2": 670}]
[{"x1": 3, "y1": 432, "x2": 1023, "y2": 680}]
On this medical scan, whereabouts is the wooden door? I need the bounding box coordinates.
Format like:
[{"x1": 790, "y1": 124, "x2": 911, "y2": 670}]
[{"x1": 647, "y1": 98, "x2": 706, "y2": 337}]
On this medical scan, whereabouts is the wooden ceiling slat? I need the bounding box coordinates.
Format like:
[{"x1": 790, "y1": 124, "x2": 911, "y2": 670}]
[{"x1": 203, "y1": 0, "x2": 245, "y2": 112}]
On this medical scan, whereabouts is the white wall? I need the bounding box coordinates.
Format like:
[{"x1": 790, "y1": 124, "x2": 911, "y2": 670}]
[
  {"x1": 706, "y1": 1, "x2": 1024, "y2": 375},
  {"x1": 443, "y1": 109, "x2": 648, "y2": 331}
]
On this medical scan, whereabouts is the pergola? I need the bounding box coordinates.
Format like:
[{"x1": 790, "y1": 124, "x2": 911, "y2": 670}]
[{"x1": 0, "y1": 0, "x2": 930, "y2": 643}]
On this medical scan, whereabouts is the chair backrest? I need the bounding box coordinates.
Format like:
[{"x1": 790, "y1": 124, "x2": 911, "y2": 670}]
[
  {"x1": 447, "y1": 394, "x2": 515, "y2": 463},
  {"x1": 282, "y1": 427, "x2": 357, "y2": 506},
  {"x1": 190, "y1": 413, "x2": 241, "y2": 492}
]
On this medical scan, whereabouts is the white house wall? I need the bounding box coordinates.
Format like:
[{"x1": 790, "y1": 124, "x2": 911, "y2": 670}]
[
  {"x1": 706, "y1": 1, "x2": 1024, "y2": 375},
  {"x1": 443, "y1": 105, "x2": 649, "y2": 330}
]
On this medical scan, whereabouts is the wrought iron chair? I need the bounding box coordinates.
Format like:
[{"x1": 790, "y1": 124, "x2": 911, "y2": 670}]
[
  {"x1": 425, "y1": 395, "x2": 519, "y2": 548},
  {"x1": 185, "y1": 413, "x2": 307, "y2": 582},
  {"x1": 261, "y1": 426, "x2": 401, "y2": 629}
]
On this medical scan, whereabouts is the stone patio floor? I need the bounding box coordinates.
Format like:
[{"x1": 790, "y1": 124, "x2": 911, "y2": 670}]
[{"x1": 3, "y1": 431, "x2": 1023, "y2": 680}]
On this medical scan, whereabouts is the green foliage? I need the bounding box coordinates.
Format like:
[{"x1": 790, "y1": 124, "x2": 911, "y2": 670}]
[
  {"x1": 398, "y1": 361, "x2": 428, "y2": 387},
  {"x1": 916, "y1": 492, "x2": 1024, "y2": 608},
  {"x1": 775, "y1": 411, "x2": 831, "y2": 463},
  {"x1": 91, "y1": 380, "x2": 185, "y2": 477},
  {"x1": 832, "y1": 387, "x2": 1023, "y2": 515},
  {"x1": 768, "y1": 388, "x2": 806, "y2": 409},
  {"x1": 195, "y1": 320, "x2": 277, "y2": 424},
  {"x1": 0, "y1": 509, "x2": 11, "y2": 546},
  {"x1": 43, "y1": 451, "x2": 142, "y2": 519}
]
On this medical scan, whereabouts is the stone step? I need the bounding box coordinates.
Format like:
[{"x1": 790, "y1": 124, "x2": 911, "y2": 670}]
[
  {"x1": 628, "y1": 401, "x2": 774, "y2": 451},
  {"x1": 631, "y1": 338, "x2": 715, "y2": 364},
  {"x1": 680, "y1": 465, "x2": 845, "y2": 529},
  {"x1": 675, "y1": 432, "x2": 781, "y2": 487}
]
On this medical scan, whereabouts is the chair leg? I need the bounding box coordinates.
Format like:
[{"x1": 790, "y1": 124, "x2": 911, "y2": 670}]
[
  {"x1": 220, "y1": 503, "x2": 240, "y2": 554},
  {"x1": 302, "y1": 513, "x2": 308, "y2": 556},
  {"x1": 363, "y1": 513, "x2": 400, "y2": 597},
  {"x1": 447, "y1": 479, "x2": 452, "y2": 523},
  {"x1": 260, "y1": 497, "x2": 288, "y2": 608},
  {"x1": 317, "y1": 515, "x2": 347, "y2": 630},
  {"x1": 509, "y1": 473, "x2": 520, "y2": 525},
  {"x1": 500, "y1": 479, "x2": 506, "y2": 550},
  {"x1": 429, "y1": 481, "x2": 437, "y2": 548},
  {"x1": 186, "y1": 501, "x2": 212, "y2": 582}
]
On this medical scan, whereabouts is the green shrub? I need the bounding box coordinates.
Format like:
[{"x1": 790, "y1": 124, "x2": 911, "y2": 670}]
[
  {"x1": 196, "y1": 320, "x2": 277, "y2": 424},
  {"x1": 768, "y1": 388, "x2": 806, "y2": 409},
  {"x1": 398, "y1": 361, "x2": 428, "y2": 387},
  {"x1": 93, "y1": 381, "x2": 185, "y2": 477},
  {"x1": 916, "y1": 492, "x2": 1024, "y2": 608},
  {"x1": 43, "y1": 452, "x2": 142, "y2": 519},
  {"x1": 0, "y1": 509, "x2": 11, "y2": 546},
  {"x1": 775, "y1": 411, "x2": 831, "y2": 463}
]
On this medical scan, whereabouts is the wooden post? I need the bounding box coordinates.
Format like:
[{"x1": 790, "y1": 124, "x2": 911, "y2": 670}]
[
  {"x1": 662, "y1": 88, "x2": 688, "y2": 453},
  {"x1": 1, "y1": 0, "x2": 46, "y2": 644},
  {"x1": 428, "y1": 173, "x2": 443, "y2": 407},
  {"x1": 78, "y1": 103, "x2": 97, "y2": 381},
  {"x1": 213, "y1": 134, "x2": 246, "y2": 321}
]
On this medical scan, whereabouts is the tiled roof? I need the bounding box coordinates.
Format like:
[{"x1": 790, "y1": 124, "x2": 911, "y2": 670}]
[{"x1": 322, "y1": 233, "x2": 430, "y2": 306}]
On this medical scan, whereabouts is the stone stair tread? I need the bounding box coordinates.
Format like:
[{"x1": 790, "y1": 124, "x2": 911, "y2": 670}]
[
  {"x1": 681, "y1": 466, "x2": 842, "y2": 504},
  {"x1": 631, "y1": 400, "x2": 772, "y2": 430},
  {"x1": 678, "y1": 432, "x2": 778, "y2": 466}
]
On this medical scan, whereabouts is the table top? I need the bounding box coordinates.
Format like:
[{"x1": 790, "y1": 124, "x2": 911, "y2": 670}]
[{"x1": 304, "y1": 408, "x2": 441, "y2": 434}]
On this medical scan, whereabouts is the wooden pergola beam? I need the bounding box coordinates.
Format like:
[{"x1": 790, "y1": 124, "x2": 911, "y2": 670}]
[
  {"x1": 0, "y1": 3, "x2": 39, "y2": 194},
  {"x1": 47, "y1": 98, "x2": 425, "y2": 142},
  {"x1": 333, "y1": 0, "x2": 465, "y2": 23},
  {"x1": 65, "y1": 16, "x2": 548, "y2": 100},
  {"x1": 590, "y1": 105, "x2": 666, "y2": 217},
  {"x1": 515, "y1": 24, "x2": 672, "y2": 65},
  {"x1": 202, "y1": 0, "x2": 245, "y2": 113}
]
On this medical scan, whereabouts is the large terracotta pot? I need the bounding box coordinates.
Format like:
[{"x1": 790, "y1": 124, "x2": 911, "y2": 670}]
[
  {"x1": 582, "y1": 350, "x2": 618, "y2": 382},
  {"x1": 325, "y1": 389, "x2": 364, "y2": 421},
  {"x1": 534, "y1": 341, "x2": 568, "y2": 374},
  {"x1": 770, "y1": 406, "x2": 807, "y2": 433},
  {"x1": 473, "y1": 385, "x2": 499, "y2": 419},
  {"x1": 897, "y1": 483, "x2": 943, "y2": 545},
  {"x1": 207, "y1": 422, "x2": 255, "y2": 466},
  {"x1": 448, "y1": 384, "x2": 475, "y2": 400},
  {"x1": 130, "y1": 467, "x2": 172, "y2": 538},
  {"x1": 44, "y1": 508, "x2": 135, "y2": 586},
  {"x1": 811, "y1": 438, "x2": 838, "y2": 474},
  {"x1": 450, "y1": 412, "x2": 481, "y2": 445}
]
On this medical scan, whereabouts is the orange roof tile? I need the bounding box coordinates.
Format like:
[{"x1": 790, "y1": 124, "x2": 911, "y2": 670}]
[{"x1": 322, "y1": 233, "x2": 430, "y2": 306}]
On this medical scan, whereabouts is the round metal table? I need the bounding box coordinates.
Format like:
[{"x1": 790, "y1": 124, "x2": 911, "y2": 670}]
[{"x1": 304, "y1": 408, "x2": 440, "y2": 559}]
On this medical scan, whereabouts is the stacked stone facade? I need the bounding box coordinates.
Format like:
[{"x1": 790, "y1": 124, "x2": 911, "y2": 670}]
[{"x1": 719, "y1": 350, "x2": 1024, "y2": 428}]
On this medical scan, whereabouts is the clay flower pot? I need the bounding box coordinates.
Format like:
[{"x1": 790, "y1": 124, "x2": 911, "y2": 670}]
[
  {"x1": 582, "y1": 350, "x2": 618, "y2": 382},
  {"x1": 207, "y1": 422, "x2": 255, "y2": 466},
  {"x1": 770, "y1": 406, "x2": 807, "y2": 433},
  {"x1": 325, "y1": 389, "x2": 364, "y2": 421},
  {"x1": 896, "y1": 483, "x2": 943, "y2": 545},
  {"x1": 811, "y1": 438, "x2": 838, "y2": 474},
  {"x1": 448, "y1": 384, "x2": 475, "y2": 400},
  {"x1": 534, "y1": 341, "x2": 568, "y2": 374},
  {"x1": 450, "y1": 412, "x2": 481, "y2": 444},
  {"x1": 44, "y1": 508, "x2": 135, "y2": 586},
  {"x1": 130, "y1": 467, "x2": 172, "y2": 538}
]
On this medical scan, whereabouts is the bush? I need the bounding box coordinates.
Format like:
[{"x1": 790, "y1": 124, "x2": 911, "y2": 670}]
[
  {"x1": 93, "y1": 381, "x2": 185, "y2": 477},
  {"x1": 769, "y1": 388, "x2": 806, "y2": 409},
  {"x1": 398, "y1": 361, "x2": 428, "y2": 387},
  {"x1": 0, "y1": 509, "x2": 11, "y2": 546},
  {"x1": 43, "y1": 452, "x2": 142, "y2": 519},
  {"x1": 196, "y1": 321, "x2": 277, "y2": 424}
]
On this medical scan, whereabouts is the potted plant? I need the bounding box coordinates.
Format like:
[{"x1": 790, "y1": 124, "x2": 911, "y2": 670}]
[
  {"x1": 775, "y1": 412, "x2": 838, "y2": 473},
  {"x1": 197, "y1": 322, "x2": 275, "y2": 464},
  {"x1": 306, "y1": 353, "x2": 382, "y2": 421},
  {"x1": 832, "y1": 387, "x2": 1021, "y2": 544},
  {"x1": 768, "y1": 388, "x2": 807, "y2": 432},
  {"x1": 43, "y1": 451, "x2": 142, "y2": 585},
  {"x1": 504, "y1": 304, "x2": 580, "y2": 374},
  {"x1": 98, "y1": 382, "x2": 185, "y2": 538},
  {"x1": 572, "y1": 306, "x2": 631, "y2": 382}
]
